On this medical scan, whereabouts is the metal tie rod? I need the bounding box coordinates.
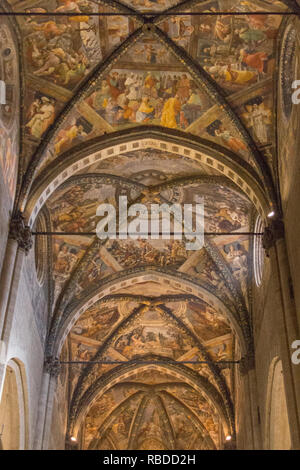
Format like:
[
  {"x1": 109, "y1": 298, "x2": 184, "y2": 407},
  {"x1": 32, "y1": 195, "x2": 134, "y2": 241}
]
[
  {"x1": 0, "y1": 11, "x2": 297, "y2": 17},
  {"x1": 32, "y1": 231, "x2": 264, "y2": 236},
  {"x1": 60, "y1": 360, "x2": 240, "y2": 365}
]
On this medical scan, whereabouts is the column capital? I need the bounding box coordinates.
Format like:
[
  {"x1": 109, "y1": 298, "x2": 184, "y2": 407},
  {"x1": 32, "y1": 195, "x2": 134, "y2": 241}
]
[
  {"x1": 262, "y1": 219, "x2": 285, "y2": 257},
  {"x1": 44, "y1": 356, "x2": 61, "y2": 378},
  {"x1": 9, "y1": 211, "x2": 33, "y2": 255},
  {"x1": 239, "y1": 351, "x2": 255, "y2": 376}
]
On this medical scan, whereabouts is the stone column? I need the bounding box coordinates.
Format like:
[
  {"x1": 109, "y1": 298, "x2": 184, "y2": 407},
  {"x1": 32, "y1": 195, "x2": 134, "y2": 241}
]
[
  {"x1": 239, "y1": 352, "x2": 262, "y2": 450},
  {"x1": 0, "y1": 341, "x2": 6, "y2": 402},
  {"x1": 0, "y1": 239, "x2": 18, "y2": 337},
  {"x1": 0, "y1": 212, "x2": 32, "y2": 401},
  {"x1": 34, "y1": 357, "x2": 61, "y2": 450},
  {"x1": 263, "y1": 219, "x2": 300, "y2": 449}
]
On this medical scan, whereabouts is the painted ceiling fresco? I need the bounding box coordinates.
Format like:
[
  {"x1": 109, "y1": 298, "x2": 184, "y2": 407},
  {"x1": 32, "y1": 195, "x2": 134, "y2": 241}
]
[
  {"x1": 6, "y1": 0, "x2": 291, "y2": 450},
  {"x1": 64, "y1": 294, "x2": 234, "y2": 448},
  {"x1": 41, "y1": 148, "x2": 251, "y2": 448},
  {"x1": 5, "y1": 0, "x2": 287, "y2": 176},
  {"x1": 82, "y1": 379, "x2": 221, "y2": 450},
  {"x1": 34, "y1": 43, "x2": 260, "y2": 171},
  {"x1": 44, "y1": 171, "x2": 252, "y2": 307}
]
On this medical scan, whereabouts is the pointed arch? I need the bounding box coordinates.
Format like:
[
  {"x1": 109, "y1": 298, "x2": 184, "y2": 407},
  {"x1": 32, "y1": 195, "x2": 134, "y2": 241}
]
[
  {"x1": 23, "y1": 128, "x2": 270, "y2": 225},
  {"x1": 68, "y1": 299, "x2": 233, "y2": 422},
  {"x1": 40, "y1": 171, "x2": 252, "y2": 320},
  {"x1": 49, "y1": 269, "x2": 248, "y2": 358},
  {"x1": 0, "y1": 358, "x2": 29, "y2": 450},
  {"x1": 69, "y1": 357, "x2": 233, "y2": 439},
  {"x1": 16, "y1": 3, "x2": 280, "y2": 213}
]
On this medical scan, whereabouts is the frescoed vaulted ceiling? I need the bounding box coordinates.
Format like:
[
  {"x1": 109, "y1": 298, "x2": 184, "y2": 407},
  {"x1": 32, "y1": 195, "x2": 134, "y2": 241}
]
[
  {"x1": 4, "y1": 0, "x2": 297, "y2": 450},
  {"x1": 7, "y1": 0, "x2": 288, "y2": 179}
]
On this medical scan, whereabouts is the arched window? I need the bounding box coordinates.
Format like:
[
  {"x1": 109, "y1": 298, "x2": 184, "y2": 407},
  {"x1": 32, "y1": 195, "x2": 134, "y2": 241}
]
[
  {"x1": 0, "y1": 360, "x2": 27, "y2": 449},
  {"x1": 253, "y1": 215, "x2": 264, "y2": 287},
  {"x1": 265, "y1": 358, "x2": 291, "y2": 450}
]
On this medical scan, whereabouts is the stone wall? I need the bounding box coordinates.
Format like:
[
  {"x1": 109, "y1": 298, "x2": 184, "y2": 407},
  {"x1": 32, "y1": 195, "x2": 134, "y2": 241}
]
[
  {"x1": 5, "y1": 261, "x2": 45, "y2": 448},
  {"x1": 277, "y1": 17, "x2": 300, "y2": 323},
  {"x1": 237, "y1": 16, "x2": 300, "y2": 450}
]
